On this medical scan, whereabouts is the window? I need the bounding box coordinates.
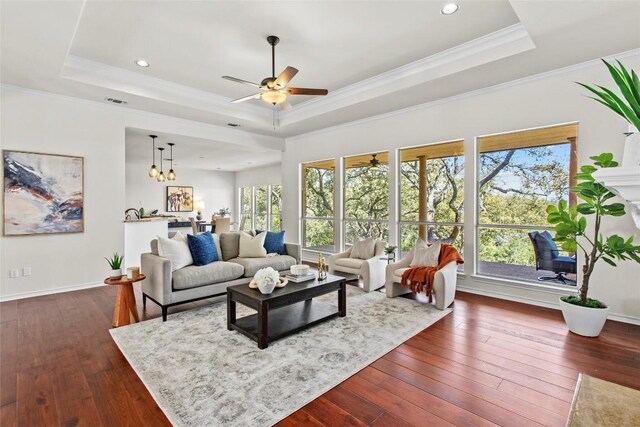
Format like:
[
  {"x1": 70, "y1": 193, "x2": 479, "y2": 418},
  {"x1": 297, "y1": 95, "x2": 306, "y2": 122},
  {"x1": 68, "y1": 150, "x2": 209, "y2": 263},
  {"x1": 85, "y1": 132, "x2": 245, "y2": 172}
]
[
  {"x1": 399, "y1": 141, "x2": 465, "y2": 261},
  {"x1": 254, "y1": 186, "x2": 268, "y2": 231},
  {"x1": 240, "y1": 186, "x2": 252, "y2": 232},
  {"x1": 476, "y1": 123, "x2": 578, "y2": 284},
  {"x1": 302, "y1": 160, "x2": 336, "y2": 252},
  {"x1": 343, "y1": 152, "x2": 389, "y2": 245},
  {"x1": 271, "y1": 185, "x2": 282, "y2": 232},
  {"x1": 239, "y1": 185, "x2": 282, "y2": 232}
]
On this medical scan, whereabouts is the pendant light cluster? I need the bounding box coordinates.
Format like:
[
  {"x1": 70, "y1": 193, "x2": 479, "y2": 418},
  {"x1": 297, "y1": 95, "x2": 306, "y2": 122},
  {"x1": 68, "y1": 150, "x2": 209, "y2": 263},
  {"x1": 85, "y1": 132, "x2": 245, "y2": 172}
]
[{"x1": 147, "y1": 134, "x2": 177, "y2": 182}]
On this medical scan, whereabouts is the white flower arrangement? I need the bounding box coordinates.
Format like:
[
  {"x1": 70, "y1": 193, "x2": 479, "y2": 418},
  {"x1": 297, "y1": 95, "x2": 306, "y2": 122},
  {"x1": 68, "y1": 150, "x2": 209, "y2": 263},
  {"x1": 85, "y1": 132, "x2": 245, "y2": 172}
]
[{"x1": 254, "y1": 267, "x2": 280, "y2": 286}]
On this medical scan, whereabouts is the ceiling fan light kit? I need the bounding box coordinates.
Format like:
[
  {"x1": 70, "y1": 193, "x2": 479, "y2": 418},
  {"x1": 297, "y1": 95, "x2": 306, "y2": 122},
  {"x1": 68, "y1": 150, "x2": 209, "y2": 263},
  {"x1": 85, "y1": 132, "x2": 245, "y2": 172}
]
[{"x1": 222, "y1": 35, "x2": 328, "y2": 109}]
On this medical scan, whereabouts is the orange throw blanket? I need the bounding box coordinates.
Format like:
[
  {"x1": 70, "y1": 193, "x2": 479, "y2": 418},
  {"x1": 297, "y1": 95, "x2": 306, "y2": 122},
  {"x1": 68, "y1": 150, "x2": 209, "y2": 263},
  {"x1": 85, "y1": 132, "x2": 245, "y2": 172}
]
[{"x1": 401, "y1": 244, "x2": 464, "y2": 302}]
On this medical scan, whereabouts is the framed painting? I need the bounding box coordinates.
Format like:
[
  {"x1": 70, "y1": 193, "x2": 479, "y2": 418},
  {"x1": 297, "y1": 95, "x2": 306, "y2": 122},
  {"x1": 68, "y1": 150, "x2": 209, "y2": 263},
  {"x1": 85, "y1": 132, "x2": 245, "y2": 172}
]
[
  {"x1": 3, "y1": 150, "x2": 84, "y2": 236},
  {"x1": 166, "y1": 186, "x2": 193, "y2": 212}
]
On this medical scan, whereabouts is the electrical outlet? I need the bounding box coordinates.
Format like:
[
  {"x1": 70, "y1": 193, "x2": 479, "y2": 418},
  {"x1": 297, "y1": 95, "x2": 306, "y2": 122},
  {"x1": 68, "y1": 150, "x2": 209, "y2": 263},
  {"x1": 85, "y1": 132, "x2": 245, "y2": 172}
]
[
  {"x1": 9, "y1": 269, "x2": 20, "y2": 278},
  {"x1": 22, "y1": 267, "x2": 32, "y2": 276}
]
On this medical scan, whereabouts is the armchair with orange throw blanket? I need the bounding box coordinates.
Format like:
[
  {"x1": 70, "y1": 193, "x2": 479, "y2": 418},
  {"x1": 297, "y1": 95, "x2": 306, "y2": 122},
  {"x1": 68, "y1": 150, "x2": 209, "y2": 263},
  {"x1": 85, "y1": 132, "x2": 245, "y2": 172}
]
[{"x1": 385, "y1": 242, "x2": 463, "y2": 310}]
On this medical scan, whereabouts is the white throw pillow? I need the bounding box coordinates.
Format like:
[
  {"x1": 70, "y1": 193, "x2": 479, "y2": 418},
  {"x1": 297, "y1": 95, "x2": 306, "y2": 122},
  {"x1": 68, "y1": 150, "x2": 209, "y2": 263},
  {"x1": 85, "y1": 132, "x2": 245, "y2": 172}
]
[
  {"x1": 410, "y1": 240, "x2": 441, "y2": 267},
  {"x1": 157, "y1": 231, "x2": 193, "y2": 271},
  {"x1": 239, "y1": 231, "x2": 267, "y2": 258},
  {"x1": 350, "y1": 237, "x2": 376, "y2": 260}
]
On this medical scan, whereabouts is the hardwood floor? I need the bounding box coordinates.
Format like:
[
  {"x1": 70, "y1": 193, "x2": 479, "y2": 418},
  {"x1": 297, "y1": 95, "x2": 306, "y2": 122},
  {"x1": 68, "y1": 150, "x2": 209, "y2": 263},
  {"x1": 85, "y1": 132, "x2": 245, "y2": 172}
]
[{"x1": 1, "y1": 284, "x2": 639, "y2": 426}]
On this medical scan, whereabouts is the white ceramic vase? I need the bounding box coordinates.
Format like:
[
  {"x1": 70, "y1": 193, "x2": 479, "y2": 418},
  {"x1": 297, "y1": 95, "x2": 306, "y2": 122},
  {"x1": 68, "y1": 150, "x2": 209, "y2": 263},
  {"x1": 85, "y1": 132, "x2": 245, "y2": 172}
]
[
  {"x1": 257, "y1": 280, "x2": 277, "y2": 295},
  {"x1": 110, "y1": 268, "x2": 122, "y2": 279},
  {"x1": 559, "y1": 297, "x2": 609, "y2": 337},
  {"x1": 622, "y1": 133, "x2": 640, "y2": 167}
]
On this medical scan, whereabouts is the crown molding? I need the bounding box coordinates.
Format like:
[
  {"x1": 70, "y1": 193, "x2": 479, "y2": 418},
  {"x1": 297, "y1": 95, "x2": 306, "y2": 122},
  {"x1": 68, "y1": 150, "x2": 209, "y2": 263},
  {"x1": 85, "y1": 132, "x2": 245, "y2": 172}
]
[
  {"x1": 1, "y1": 83, "x2": 286, "y2": 151},
  {"x1": 286, "y1": 48, "x2": 640, "y2": 142},
  {"x1": 61, "y1": 55, "x2": 274, "y2": 127},
  {"x1": 279, "y1": 23, "x2": 535, "y2": 127}
]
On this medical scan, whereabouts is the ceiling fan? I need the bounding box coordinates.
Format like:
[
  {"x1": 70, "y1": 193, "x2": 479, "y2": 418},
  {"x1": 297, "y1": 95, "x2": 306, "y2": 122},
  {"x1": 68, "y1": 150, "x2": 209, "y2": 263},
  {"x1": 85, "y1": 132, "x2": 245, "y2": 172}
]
[
  {"x1": 222, "y1": 35, "x2": 328, "y2": 110},
  {"x1": 353, "y1": 154, "x2": 384, "y2": 169}
]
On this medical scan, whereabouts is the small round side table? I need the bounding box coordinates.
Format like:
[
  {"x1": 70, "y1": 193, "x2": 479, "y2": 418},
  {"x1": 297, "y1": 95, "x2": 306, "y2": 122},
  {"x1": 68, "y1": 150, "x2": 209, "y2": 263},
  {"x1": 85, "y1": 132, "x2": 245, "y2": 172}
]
[{"x1": 104, "y1": 274, "x2": 145, "y2": 328}]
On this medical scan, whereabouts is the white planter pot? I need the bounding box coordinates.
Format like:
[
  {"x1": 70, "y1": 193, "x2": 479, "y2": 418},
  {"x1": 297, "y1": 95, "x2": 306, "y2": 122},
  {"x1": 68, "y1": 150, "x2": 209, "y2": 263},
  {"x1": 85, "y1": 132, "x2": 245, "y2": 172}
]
[
  {"x1": 559, "y1": 297, "x2": 609, "y2": 337},
  {"x1": 257, "y1": 280, "x2": 276, "y2": 295},
  {"x1": 110, "y1": 268, "x2": 122, "y2": 279},
  {"x1": 622, "y1": 133, "x2": 640, "y2": 167}
]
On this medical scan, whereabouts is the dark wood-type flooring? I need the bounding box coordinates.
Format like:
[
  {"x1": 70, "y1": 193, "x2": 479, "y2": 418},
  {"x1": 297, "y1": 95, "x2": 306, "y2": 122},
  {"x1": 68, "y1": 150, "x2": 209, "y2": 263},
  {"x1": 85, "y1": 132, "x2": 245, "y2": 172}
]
[{"x1": 1, "y1": 283, "x2": 639, "y2": 426}]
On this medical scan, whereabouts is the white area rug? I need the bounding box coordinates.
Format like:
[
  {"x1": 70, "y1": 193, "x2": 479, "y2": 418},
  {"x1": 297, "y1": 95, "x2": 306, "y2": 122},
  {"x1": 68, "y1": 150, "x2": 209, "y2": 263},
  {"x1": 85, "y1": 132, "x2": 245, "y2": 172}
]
[{"x1": 110, "y1": 287, "x2": 451, "y2": 426}]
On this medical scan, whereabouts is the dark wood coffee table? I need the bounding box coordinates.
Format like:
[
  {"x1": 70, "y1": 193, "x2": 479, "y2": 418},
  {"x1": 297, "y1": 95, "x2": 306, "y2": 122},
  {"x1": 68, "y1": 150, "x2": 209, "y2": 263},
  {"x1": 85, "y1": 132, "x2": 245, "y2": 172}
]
[{"x1": 227, "y1": 274, "x2": 346, "y2": 349}]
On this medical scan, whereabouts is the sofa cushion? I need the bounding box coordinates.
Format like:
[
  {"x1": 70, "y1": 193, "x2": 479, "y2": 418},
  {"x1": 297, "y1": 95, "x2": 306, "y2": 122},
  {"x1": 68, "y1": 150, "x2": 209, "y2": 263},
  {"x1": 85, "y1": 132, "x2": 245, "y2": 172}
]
[
  {"x1": 172, "y1": 261, "x2": 244, "y2": 290},
  {"x1": 187, "y1": 232, "x2": 219, "y2": 266},
  {"x1": 150, "y1": 239, "x2": 160, "y2": 255},
  {"x1": 157, "y1": 231, "x2": 193, "y2": 271},
  {"x1": 335, "y1": 258, "x2": 365, "y2": 269},
  {"x1": 229, "y1": 255, "x2": 297, "y2": 277},
  {"x1": 350, "y1": 237, "x2": 376, "y2": 260},
  {"x1": 256, "y1": 230, "x2": 287, "y2": 255},
  {"x1": 239, "y1": 231, "x2": 267, "y2": 258},
  {"x1": 411, "y1": 240, "x2": 440, "y2": 267},
  {"x1": 219, "y1": 232, "x2": 241, "y2": 261}
]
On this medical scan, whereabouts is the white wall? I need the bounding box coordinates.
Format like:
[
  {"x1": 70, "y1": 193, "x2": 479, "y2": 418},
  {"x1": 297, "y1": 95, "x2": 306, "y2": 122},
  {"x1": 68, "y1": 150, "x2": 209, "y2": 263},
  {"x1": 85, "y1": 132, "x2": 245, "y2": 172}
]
[
  {"x1": 281, "y1": 53, "x2": 640, "y2": 322},
  {"x1": 125, "y1": 163, "x2": 235, "y2": 219},
  {"x1": 0, "y1": 86, "x2": 284, "y2": 300},
  {"x1": 235, "y1": 163, "x2": 282, "y2": 188}
]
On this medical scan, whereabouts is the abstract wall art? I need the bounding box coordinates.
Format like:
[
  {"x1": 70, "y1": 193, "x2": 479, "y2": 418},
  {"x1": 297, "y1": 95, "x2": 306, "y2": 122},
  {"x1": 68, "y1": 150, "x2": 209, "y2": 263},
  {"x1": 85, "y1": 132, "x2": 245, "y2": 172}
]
[
  {"x1": 3, "y1": 150, "x2": 84, "y2": 236},
  {"x1": 166, "y1": 186, "x2": 193, "y2": 212}
]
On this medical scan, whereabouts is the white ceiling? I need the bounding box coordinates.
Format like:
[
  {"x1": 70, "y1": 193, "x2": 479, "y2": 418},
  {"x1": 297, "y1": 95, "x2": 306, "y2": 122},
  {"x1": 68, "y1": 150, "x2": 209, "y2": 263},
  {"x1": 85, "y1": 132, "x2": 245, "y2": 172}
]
[
  {"x1": 125, "y1": 128, "x2": 281, "y2": 172},
  {"x1": 2, "y1": 1, "x2": 639, "y2": 170}
]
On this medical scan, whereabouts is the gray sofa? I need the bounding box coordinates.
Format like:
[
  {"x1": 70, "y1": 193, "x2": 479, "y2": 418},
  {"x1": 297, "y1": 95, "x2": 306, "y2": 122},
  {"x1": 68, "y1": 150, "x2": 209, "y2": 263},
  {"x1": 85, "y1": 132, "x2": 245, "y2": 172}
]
[{"x1": 141, "y1": 232, "x2": 301, "y2": 320}]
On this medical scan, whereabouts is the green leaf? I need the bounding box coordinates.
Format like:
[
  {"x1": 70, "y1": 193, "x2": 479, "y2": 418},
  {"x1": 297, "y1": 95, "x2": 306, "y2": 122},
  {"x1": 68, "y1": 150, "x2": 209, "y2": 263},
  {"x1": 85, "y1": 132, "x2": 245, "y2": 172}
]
[
  {"x1": 596, "y1": 85, "x2": 640, "y2": 131},
  {"x1": 576, "y1": 203, "x2": 595, "y2": 215},
  {"x1": 616, "y1": 60, "x2": 640, "y2": 107},
  {"x1": 601, "y1": 256, "x2": 617, "y2": 267},
  {"x1": 561, "y1": 240, "x2": 577, "y2": 253},
  {"x1": 603, "y1": 59, "x2": 640, "y2": 118}
]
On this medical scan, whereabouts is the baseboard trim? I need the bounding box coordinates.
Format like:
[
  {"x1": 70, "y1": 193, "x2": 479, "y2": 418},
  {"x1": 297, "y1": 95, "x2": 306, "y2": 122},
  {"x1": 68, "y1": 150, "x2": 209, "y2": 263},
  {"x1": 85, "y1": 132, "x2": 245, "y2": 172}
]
[
  {"x1": 0, "y1": 281, "x2": 105, "y2": 302},
  {"x1": 457, "y1": 285, "x2": 640, "y2": 326}
]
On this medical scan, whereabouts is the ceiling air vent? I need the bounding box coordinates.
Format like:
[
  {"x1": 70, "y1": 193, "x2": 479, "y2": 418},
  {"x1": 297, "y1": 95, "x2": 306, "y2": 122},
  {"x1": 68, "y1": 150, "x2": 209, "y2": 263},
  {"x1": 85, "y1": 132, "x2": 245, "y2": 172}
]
[
  {"x1": 227, "y1": 123, "x2": 240, "y2": 127},
  {"x1": 104, "y1": 97, "x2": 128, "y2": 105}
]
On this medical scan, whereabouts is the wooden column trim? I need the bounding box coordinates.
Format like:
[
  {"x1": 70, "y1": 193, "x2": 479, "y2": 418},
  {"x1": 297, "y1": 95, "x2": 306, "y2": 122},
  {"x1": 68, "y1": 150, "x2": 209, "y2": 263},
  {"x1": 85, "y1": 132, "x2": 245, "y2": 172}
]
[
  {"x1": 568, "y1": 136, "x2": 578, "y2": 208},
  {"x1": 418, "y1": 155, "x2": 427, "y2": 241}
]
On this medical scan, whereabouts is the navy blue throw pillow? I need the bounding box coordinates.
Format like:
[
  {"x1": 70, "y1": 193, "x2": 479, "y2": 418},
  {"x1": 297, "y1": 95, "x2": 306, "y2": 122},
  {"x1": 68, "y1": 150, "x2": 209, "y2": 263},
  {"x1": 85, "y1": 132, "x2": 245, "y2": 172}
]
[
  {"x1": 258, "y1": 230, "x2": 287, "y2": 255},
  {"x1": 187, "y1": 232, "x2": 219, "y2": 266}
]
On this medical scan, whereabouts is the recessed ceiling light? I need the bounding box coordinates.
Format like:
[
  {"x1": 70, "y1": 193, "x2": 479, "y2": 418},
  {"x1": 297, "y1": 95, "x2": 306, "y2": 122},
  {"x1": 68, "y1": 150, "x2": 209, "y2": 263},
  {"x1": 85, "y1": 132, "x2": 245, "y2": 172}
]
[
  {"x1": 135, "y1": 59, "x2": 150, "y2": 68},
  {"x1": 441, "y1": 3, "x2": 459, "y2": 15}
]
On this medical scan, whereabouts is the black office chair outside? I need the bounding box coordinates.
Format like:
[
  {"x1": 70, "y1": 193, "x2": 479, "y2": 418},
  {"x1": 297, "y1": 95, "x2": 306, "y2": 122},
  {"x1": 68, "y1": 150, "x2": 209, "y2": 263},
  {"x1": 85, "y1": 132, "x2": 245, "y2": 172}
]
[{"x1": 528, "y1": 231, "x2": 577, "y2": 284}]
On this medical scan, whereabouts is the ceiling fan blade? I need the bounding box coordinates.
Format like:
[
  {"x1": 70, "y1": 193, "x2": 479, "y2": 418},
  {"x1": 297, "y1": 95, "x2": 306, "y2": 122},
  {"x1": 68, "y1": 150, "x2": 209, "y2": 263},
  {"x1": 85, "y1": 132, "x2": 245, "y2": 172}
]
[
  {"x1": 222, "y1": 76, "x2": 262, "y2": 88},
  {"x1": 286, "y1": 87, "x2": 329, "y2": 96},
  {"x1": 231, "y1": 93, "x2": 261, "y2": 103},
  {"x1": 274, "y1": 66, "x2": 298, "y2": 89},
  {"x1": 280, "y1": 100, "x2": 292, "y2": 111}
]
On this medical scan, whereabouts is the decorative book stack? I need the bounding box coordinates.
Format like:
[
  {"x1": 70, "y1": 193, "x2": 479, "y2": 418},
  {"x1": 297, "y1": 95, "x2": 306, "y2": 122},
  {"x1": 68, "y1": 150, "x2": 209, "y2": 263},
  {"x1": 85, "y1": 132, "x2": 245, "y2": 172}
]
[{"x1": 285, "y1": 273, "x2": 316, "y2": 283}]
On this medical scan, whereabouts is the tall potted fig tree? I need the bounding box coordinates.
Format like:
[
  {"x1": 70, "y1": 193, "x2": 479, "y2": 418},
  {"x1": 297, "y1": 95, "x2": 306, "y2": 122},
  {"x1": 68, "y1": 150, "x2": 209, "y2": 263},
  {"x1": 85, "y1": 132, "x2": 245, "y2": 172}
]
[{"x1": 546, "y1": 153, "x2": 640, "y2": 337}]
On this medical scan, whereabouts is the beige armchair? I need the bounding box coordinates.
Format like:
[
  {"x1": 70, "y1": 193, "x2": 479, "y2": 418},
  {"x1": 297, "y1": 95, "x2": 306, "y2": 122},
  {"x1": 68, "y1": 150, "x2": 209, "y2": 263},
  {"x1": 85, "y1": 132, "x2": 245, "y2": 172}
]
[
  {"x1": 385, "y1": 250, "x2": 458, "y2": 310},
  {"x1": 328, "y1": 241, "x2": 386, "y2": 292}
]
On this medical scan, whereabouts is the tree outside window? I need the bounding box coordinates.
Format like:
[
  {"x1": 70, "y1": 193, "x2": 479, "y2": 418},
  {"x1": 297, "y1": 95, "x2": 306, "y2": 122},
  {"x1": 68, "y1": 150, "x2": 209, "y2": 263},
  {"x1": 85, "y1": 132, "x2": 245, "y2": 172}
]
[
  {"x1": 343, "y1": 152, "x2": 389, "y2": 245},
  {"x1": 399, "y1": 141, "x2": 465, "y2": 260},
  {"x1": 302, "y1": 160, "x2": 336, "y2": 252},
  {"x1": 477, "y1": 123, "x2": 577, "y2": 282}
]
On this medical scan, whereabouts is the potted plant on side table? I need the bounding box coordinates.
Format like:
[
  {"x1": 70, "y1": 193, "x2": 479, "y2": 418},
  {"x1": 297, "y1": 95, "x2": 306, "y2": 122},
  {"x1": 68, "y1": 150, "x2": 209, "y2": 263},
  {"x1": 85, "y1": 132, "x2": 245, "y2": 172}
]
[
  {"x1": 546, "y1": 153, "x2": 640, "y2": 337},
  {"x1": 105, "y1": 252, "x2": 125, "y2": 279}
]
